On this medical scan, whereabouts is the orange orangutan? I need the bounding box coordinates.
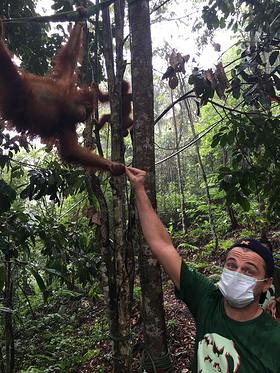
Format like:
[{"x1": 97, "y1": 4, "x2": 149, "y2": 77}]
[
  {"x1": 96, "y1": 80, "x2": 133, "y2": 137},
  {"x1": 0, "y1": 19, "x2": 125, "y2": 176}
]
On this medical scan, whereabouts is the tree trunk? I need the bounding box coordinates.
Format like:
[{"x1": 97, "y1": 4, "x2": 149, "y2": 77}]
[
  {"x1": 171, "y1": 89, "x2": 187, "y2": 234},
  {"x1": 0, "y1": 346, "x2": 5, "y2": 373},
  {"x1": 128, "y1": 1, "x2": 173, "y2": 372},
  {"x1": 227, "y1": 206, "x2": 239, "y2": 230},
  {"x1": 102, "y1": 3, "x2": 133, "y2": 371},
  {"x1": 222, "y1": 150, "x2": 239, "y2": 230},
  {"x1": 4, "y1": 261, "x2": 14, "y2": 373}
]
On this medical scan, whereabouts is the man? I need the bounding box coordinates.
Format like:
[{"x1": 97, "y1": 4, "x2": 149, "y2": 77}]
[{"x1": 126, "y1": 166, "x2": 280, "y2": 373}]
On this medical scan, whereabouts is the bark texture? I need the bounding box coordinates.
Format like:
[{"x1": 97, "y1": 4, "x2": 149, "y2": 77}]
[
  {"x1": 101, "y1": 3, "x2": 133, "y2": 371},
  {"x1": 128, "y1": 1, "x2": 173, "y2": 371}
]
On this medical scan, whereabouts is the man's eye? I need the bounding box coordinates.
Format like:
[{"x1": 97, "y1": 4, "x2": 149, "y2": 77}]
[{"x1": 245, "y1": 269, "x2": 255, "y2": 276}]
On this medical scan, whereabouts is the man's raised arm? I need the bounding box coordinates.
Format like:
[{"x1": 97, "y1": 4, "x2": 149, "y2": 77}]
[{"x1": 126, "y1": 166, "x2": 182, "y2": 288}]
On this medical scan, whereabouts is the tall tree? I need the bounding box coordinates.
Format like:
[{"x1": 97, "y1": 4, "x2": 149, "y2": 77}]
[
  {"x1": 128, "y1": 0, "x2": 173, "y2": 371},
  {"x1": 101, "y1": 2, "x2": 133, "y2": 371}
]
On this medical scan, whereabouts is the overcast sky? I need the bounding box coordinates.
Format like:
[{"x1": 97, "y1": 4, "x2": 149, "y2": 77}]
[{"x1": 36, "y1": 0, "x2": 234, "y2": 73}]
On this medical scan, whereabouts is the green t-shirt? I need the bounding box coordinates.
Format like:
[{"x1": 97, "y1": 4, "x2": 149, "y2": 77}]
[{"x1": 175, "y1": 260, "x2": 280, "y2": 373}]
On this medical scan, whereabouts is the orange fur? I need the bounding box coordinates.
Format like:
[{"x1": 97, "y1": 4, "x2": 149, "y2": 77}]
[
  {"x1": 0, "y1": 20, "x2": 124, "y2": 176},
  {"x1": 96, "y1": 81, "x2": 133, "y2": 137}
]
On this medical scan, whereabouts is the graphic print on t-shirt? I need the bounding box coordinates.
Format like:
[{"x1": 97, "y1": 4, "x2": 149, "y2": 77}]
[{"x1": 197, "y1": 333, "x2": 240, "y2": 372}]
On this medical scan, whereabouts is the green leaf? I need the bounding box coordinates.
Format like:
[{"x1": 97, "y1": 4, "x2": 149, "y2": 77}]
[
  {"x1": 227, "y1": 131, "x2": 235, "y2": 145},
  {"x1": 273, "y1": 74, "x2": 280, "y2": 90},
  {"x1": 220, "y1": 133, "x2": 230, "y2": 147},
  {"x1": 245, "y1": 22, "x2": 255, "y2": 32},
  {"x1": 45, "y1": 268, "x2": 64, "y2": 277},
  {"x1": 255, "y1": 54, "x2": 263, "y2": 65},
  {"x1": 231, "y1": 77, "x2": 241, "y2": 99},
  {"x1": 0, "y1": 155, "x2": 9, "y2": 169},
  {"x1": 269, "y1": 51, "x2": 279, "y2": 66},
  {"x1": 188, "y1": 74, "x2": 194, "y2": 85},
  {"x1": 236, "y1": 193, "x2": 250, "y2": 211},
  {"x1": 0, "y1": 180, "x2": 17, "y2": 213},
  {"x1": 219, "y1": 166, "x2": 232, "y2": 174},
  {"x1": 29, "y1": 269, "x2": 46, "y2": 294},
  {"x1": 219, "y1": 17, "x2": 226, "y2": 28},
  {"x1": 211, "y1": 133, "x2": 222, "y2": 147},
  {"x1": 11, "y1": 166, "x2": 24, "y2": 179},
  {"x1": 82, "y1": 349, "x2": 100, "y2": 363}
]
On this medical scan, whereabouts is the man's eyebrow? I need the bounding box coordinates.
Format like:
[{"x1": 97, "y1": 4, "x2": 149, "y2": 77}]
[
  {"x1": 226, "y1": 257, "x2": 259, "y2": 270},
  {"x1": 225, "y1": 257, "x2": 237, "y2": 262},
  {"x1": 243, "y1": 262, "x2": 258, "y2": 270}
]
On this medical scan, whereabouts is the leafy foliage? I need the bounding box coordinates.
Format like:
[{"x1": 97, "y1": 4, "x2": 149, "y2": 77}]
[
  {"x1": 0, "y1": 0, "x2": 53, "y2": 75},
  {"x1": 15, "y1": 295, "x2": 109, "y2": 372},
  {"x1": 212, "y1": 115, "x2": 280, "y2": 217},
  {"x1": 190, "y1": 0, "x2": 280, "y2": 109},
  {"x1": 20, "y1": 162, "x2": 85, "y2": 204},
  {"x1": 194, "y1": 0, "x2": 280, "y2": 217}
]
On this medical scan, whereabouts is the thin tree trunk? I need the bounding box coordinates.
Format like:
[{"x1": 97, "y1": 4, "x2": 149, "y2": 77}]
[
  {"x1": 170, "y1": 89, "x2": 187, "y2": 234},
  {"x1": 84, "y1": 115, "x2": 132, "y2": 372},
  {"x1": 129, "y1": 1, "x2": 173, "y2": 371},
  {"x1": 93, "y1": 0, "x2": 104, "y2": 158},
  {"x1": 18, "y1": 284, "x2": 36, "y2": 320},
  {"x1": 102, "y1": 3, "x2": 132, "y2": 371},
  {"x1": 222, "y1": 150, "x2": 239, "y2": 229},
  {"x1": 0, "y1": 346, "x2": 5, "y2": 373},
  {"x1": 4, "y1": 261, "x2": 14, "y2": 373},
  {"x1": 227, "y1": 206, "x2": 239, "y2": 230}
]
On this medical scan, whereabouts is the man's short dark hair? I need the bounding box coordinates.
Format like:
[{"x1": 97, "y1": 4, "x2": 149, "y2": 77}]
[
  {"x1": 259, "y1": 238, "x2": 273, "y2": 252},
  {"x1": 229, "y1": 238, "x2": 274, "y2": 277}
]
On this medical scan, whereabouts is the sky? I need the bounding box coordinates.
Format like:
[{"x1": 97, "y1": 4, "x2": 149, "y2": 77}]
[{"x1": 36, "y1": 0, "x2": 234, "y2": 74}]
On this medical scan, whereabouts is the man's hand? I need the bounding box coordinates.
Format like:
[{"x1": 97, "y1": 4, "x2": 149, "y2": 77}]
[{"x1": 125, "y1": 166, "x2": 146, "y2": 191}]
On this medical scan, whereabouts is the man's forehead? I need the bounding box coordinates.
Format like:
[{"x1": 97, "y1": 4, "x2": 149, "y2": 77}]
[{"x1": 226, "y1": 247, "x2": 265, "y2": 266}]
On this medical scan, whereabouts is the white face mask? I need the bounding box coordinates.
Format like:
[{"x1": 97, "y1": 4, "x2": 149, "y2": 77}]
[{"x1": 218, "y1": 268, "x2": 266, "y2": 308}]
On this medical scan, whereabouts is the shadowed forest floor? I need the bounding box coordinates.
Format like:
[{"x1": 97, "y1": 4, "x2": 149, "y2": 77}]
[
  {"x1": 80, "y1": 283, "x2": 196, "y2": 373},
  {"x1": 80, "y1": 247, "x2": 205, "y2": 372},
  {"x1": 81, "y1": 247, "x2": 223, "y2": 372}
]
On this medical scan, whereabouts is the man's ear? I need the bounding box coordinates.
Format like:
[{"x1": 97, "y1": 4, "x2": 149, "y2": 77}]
[{"x1": 263, "y1": 277, "x2": 273, "y2": 292}]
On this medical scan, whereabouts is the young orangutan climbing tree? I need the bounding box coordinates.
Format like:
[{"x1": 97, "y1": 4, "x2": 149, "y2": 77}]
[{"x1": 96, "y1": 80, "x2": 133, "y2": 137}]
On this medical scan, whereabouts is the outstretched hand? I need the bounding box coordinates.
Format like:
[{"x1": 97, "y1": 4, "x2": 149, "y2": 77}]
[{"x1": 125, "y1": 166, "x2": 146, "y2": 191}]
